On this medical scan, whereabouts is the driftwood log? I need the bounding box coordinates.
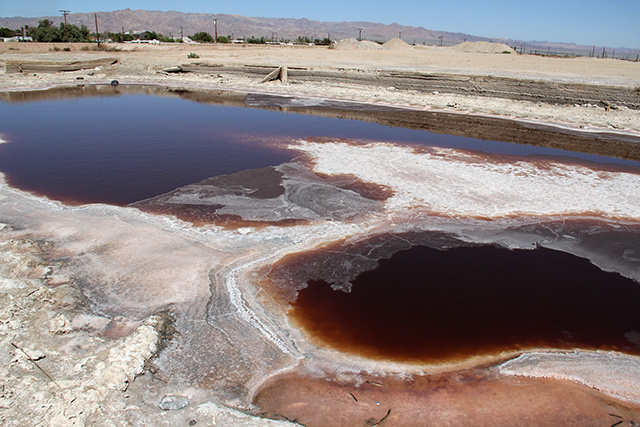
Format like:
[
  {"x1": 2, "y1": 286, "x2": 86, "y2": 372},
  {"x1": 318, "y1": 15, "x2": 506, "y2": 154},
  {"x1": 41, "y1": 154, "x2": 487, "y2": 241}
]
[{"x1": 5, "y1": 57, "x2": 117, "y2": 74}]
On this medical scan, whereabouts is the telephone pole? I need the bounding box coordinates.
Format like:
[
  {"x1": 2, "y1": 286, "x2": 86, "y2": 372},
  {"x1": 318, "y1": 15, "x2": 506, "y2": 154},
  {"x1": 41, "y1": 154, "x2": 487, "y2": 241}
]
[
  {"x1": 213, "y1": 19, "x2": 218, "y2": 43},
  {"x1": 59, "y1": 10, "x2": 70, "y2": 42},
  {"x1": 94, "y1": 13, "x2": 100, "y2": 46}
]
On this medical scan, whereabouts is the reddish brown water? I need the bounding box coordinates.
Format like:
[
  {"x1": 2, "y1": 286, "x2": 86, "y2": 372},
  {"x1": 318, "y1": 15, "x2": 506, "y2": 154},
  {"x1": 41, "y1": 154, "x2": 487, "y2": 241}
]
[
  {"x1": 2, "y1": 89, "x2": 639, "y2": 206},
  {"x1": 289, "y1": 245, "x2": 640, "y2": 363}
]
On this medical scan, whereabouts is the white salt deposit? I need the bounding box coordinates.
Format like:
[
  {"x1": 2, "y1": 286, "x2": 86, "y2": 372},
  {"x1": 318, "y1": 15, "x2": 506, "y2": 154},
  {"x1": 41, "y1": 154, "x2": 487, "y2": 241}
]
[
  {"x1": 450, "y1": 41, "x2": 516, "y2": 54},
  {"x1": 333, "y1": 38, "x2": 386, "y2": 50},
  {"x1": 499, "y1": 351, "x2": 640, "y2": 403},
  {"x1": 293, "y1": 140, "x2": 640, "y2": 220}
]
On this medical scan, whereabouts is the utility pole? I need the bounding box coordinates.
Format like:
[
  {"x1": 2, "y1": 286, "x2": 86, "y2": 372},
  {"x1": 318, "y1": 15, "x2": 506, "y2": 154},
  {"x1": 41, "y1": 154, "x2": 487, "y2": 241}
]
[
  {"x1": 59, "y1": 10, "x2": 70, "y2": 42},
  {"x1": 181, "y1": 26, "x2": 184, "y2": 42},
  {"x1": 213, "y1": 19, "x2": 218, "y2": 43},
  {"x1": 94, "y1": 13, "x2": 100, "y2": 46}
]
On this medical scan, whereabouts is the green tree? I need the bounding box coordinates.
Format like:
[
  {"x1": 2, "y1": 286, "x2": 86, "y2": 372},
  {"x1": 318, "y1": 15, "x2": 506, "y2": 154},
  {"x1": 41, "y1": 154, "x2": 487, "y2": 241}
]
[
  {"x1": 216, "y1": 35, "x2": 231, "y2": 43},
  {"x1": 28, "y1": 19, "x2": 61, "y2": 42},
  {"x1": 295, "y1": 36, "x2": 311, "y2": 44},
  {"x1": 27, "y1": 20, "x2": 90, "y2": 42},
  {"x1": 60, "y1": 23, "x2": 90, "y2": 42},
  {"x1": 246, "y1": 36, "x2": 266, "y2": 44},
  {"x1": 0, "y1": 27, "x2": 15, "y2": 37},
  {"x1": 109, "y1": 32, "x2": 133, "y2": 42},
  {"x1": 191, "y1": 31, "x2": 213, "y2": 43},
  {"x1": 139, "y1": 31, "x2": 159, "y2": 41}
]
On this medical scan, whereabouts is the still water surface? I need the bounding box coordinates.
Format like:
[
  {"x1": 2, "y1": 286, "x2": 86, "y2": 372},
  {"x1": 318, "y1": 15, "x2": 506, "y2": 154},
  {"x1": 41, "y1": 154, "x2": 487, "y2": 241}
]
[
  {"x1": 291, "y1": 245, "x2": 640, "y2": 362},
  {"x1": 1, "y1": 91, "x2": 638, "y2": 205}
]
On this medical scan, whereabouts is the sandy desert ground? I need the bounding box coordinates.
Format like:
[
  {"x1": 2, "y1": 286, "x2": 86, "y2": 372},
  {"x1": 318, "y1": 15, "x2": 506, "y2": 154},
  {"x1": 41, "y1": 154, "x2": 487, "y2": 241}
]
[{"x1": 1, "y1": 41, "x2": 640, "y2": 426}]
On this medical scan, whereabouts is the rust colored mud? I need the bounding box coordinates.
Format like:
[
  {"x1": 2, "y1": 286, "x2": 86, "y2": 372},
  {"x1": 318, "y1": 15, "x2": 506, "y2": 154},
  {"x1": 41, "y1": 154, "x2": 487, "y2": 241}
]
[
  {"x1": 288, "y1": 245, "x2": 640, "y2": 363},
  {"x1": 254, "y1": 367, "x2": 640, "y2": 426}
]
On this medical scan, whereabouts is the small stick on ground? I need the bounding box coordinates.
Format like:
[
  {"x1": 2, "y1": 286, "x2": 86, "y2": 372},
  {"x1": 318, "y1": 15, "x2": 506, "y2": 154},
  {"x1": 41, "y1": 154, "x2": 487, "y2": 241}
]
[
  {"x1": 365, "y1": 380, "x2": 384, "y2": 387},
  {"x1": 372, "y1": 409, "x2": 391, "y2": 426},
  {"x1": 11, "y1": 343, "x2": 61, "y2": 388},
  {"x1": 349, "y1": 392, "x2": 358, "y2": 402}
]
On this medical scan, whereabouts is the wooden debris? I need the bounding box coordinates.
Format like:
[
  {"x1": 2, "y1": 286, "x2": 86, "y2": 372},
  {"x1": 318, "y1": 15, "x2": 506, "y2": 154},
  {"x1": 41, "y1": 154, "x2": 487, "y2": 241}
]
[
  {"x1": 372, "y1": 409, "x2": 391, "y2": 426},
  {"x1": 244, "y1": 64, "x2": 307, "y2": 70},
  {"x1": 349, "y1": 392, "x2": 358, "y2": 402},
  {"x1": 11, "y1": 343, "x2": 61, "y2": 388},
  {"x1": 5, "y1": 58, "x2": 117, "y2": 74},
  {"x1": 259, "y1": 66, "x2": 288, "y2": 84},
  {"x1": 365, "y1": 380, "x2": 384, "y2": 387},
  {"x1": 178, "y1": 62, "x2": 224, "y2": 73}
]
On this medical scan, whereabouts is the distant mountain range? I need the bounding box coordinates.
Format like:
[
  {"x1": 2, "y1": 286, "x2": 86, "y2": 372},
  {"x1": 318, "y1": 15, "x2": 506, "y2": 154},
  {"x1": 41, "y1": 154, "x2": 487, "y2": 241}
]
[{"x1": 2, "y1": 9, "x2": 638, "y2": 57}]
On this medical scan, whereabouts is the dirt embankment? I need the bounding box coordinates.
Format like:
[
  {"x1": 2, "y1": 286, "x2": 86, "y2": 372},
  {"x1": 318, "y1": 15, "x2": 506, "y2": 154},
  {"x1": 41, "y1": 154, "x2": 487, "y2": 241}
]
[
  {"x1": 2, "y1": 42, "x2": 640, "y2": 134},
  {"x1": 169, "y1": 63, "x2": 640, "y2": 110}
]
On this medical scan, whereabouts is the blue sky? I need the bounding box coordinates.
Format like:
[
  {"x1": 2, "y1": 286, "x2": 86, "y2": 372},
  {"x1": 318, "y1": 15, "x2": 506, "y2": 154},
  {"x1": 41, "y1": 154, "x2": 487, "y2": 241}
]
[{"x1": 1, "y1": 0, "x2": 638, "y2": 48}]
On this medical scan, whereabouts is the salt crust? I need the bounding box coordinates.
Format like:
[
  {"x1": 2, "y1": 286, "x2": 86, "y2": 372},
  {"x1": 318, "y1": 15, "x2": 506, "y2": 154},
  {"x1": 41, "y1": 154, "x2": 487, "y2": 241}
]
[
  {"x1": 294, "y1": 140, "x2": 640, "y2": 220},
  {"x1": 499, "y1": 351, "x2": 640, "y2": 404}
]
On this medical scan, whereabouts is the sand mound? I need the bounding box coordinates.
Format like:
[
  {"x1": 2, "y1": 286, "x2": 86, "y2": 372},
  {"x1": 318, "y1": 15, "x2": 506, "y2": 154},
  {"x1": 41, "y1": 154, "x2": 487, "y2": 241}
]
[
  {"x1": 450, "y1": 41, "x2": 516, "y2": 54},
  {"x1": 383, "y1": 38, "x2": 414, "y2": 50},
  {"x1": 333, "y1": 38, "x2": 386, "y2": 50}
]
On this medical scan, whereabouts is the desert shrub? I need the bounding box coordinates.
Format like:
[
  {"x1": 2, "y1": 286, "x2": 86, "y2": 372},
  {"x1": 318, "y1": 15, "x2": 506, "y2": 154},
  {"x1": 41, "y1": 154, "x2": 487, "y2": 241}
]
[{"x1": 192, "y1": 32, "x2": 213, "y2": 43}]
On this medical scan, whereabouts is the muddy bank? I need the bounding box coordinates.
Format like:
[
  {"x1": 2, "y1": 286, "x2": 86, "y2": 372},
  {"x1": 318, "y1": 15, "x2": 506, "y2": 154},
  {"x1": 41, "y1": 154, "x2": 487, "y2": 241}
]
[
  {"x1": 254, "y1": 364, "x2": 640, "y2": 426},
  {"x1": 172, "y1": 64, "x2": 640, "y2": 110}
]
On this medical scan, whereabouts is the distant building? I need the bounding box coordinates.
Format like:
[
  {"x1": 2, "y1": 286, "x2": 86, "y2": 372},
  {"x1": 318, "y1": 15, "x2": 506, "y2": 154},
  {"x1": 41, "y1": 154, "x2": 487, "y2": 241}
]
[
  {"x1": 1, "y1": 36, "x2": 33, "y2": 42},
  {"x1": 127, "y1": 39, "x2": 160, "y2": 45}
]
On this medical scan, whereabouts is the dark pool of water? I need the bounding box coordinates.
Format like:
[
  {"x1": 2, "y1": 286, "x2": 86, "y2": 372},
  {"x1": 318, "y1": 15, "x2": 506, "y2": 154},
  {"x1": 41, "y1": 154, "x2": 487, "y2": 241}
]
[
  {"x1": 1, "y1": 90, "x2": 639, "y2": 205},
  {"x1": 290, "y1": 245, "x2": 640, "y2": 363}
]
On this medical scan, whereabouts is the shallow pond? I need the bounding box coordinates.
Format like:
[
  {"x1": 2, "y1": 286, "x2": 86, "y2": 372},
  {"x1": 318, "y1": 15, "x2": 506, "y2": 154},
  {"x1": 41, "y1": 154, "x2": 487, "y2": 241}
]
[
  {"x1": 1, "y1": 85, "x2": 638, "y2": 205},
  {"x1": 2, "y1": 85, "x2": 640, "y2": 364}
]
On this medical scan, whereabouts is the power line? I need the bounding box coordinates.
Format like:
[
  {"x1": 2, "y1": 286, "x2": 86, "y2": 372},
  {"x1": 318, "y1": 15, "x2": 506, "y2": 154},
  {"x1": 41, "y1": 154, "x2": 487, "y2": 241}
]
[{"x1": 59, "y1": 10, "x2": 69, "y2": 42}]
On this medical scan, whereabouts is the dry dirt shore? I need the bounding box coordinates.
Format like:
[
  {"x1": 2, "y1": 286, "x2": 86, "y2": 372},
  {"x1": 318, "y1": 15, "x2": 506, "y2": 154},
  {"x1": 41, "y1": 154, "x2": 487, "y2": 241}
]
[
  {"x1": 1, "y1": 42, "x2": 640, "y2": 426},
  {"x1": 1, "y1": 42, "x2": 640, "y2": 133}
]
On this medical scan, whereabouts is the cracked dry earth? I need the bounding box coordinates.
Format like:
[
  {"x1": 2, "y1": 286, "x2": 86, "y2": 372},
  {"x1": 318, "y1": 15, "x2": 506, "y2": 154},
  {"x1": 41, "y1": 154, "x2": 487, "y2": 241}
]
[{"x1": 1, "y1": 43, "x2": 640, "y2": 426}]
